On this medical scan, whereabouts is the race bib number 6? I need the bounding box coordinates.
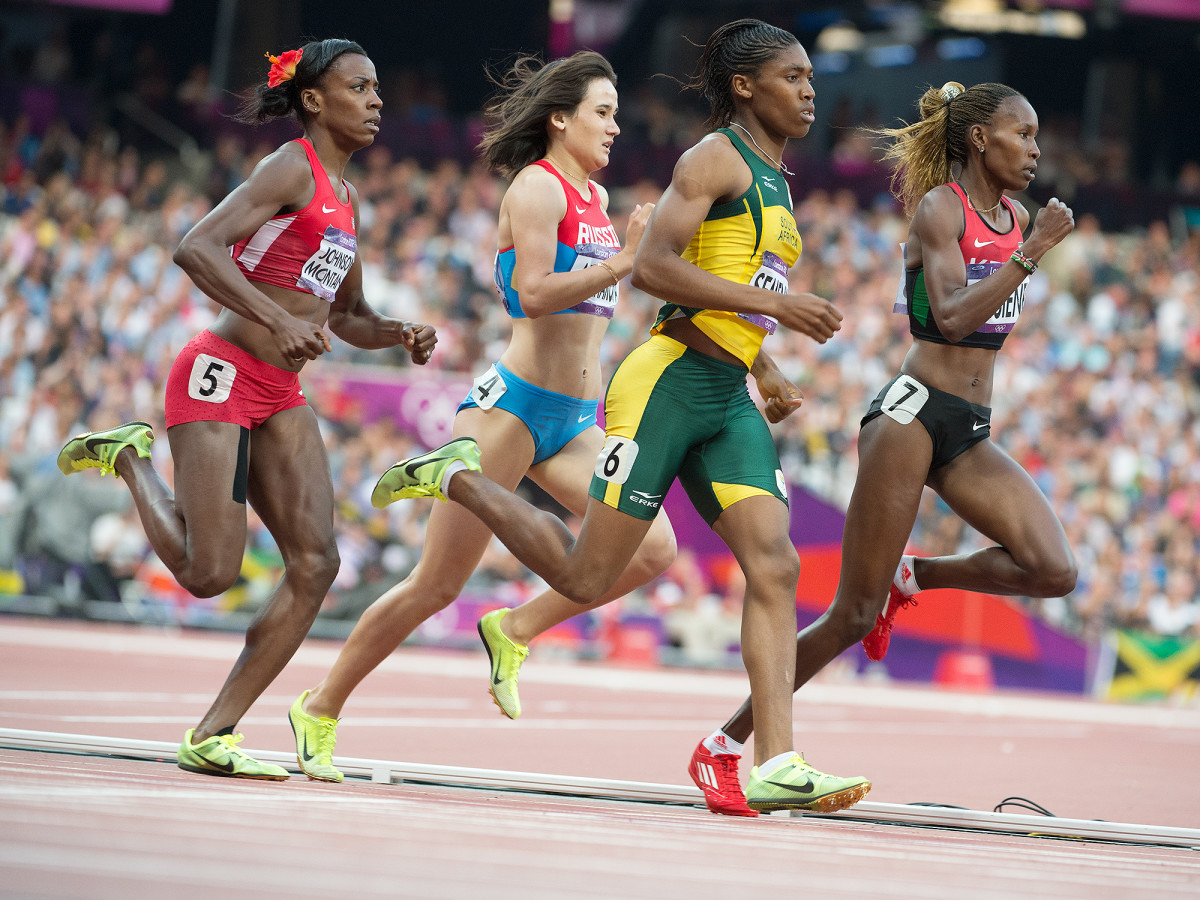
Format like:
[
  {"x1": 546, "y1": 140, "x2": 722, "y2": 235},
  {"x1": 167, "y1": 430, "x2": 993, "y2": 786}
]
[
  {"x1": 594, "y1": 435, "x2": 639, "y2": 485},
  {"x1": 188, "y1": 354, "x2": 236, "y2": 404}
]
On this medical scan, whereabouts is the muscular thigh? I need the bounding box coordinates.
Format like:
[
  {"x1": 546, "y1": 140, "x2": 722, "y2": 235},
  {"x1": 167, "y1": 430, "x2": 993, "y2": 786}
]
[
  {"x1": 244, "y1": 406, "x2": 336, "y2": 555},
  {"x1": 928, "y1": 439, "x2": 1070, "y2": 565},
  {"x1": 528, "y1": 425, "x2": 604, "y2": 517},
  {"x1": 166, "y1": 420, "x2": 251, "y2": 565}
]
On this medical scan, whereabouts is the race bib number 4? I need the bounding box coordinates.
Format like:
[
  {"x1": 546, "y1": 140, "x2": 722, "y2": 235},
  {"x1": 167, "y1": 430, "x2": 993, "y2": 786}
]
[
  {"x1": 469, "y1": 364, "x2": 507, "y2": 410},
  {"x1": 594, "y1": 435, "x2": 639, "y2": 485},
  {"x1": 188, "y1": 354, "x2": 236, "y2": 404}
]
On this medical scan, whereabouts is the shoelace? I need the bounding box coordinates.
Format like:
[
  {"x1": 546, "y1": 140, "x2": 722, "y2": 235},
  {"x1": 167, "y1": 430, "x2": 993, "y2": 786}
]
[
  {"x1": 711, "y1": 753, "x2": 748, "y2": 796},
  {"x1": 217, "y1": 732, "x2": 249, "y2": 755},
  {"x1": 880, "y1": 596, "x2": 918, "y2": 634},
  {"x1": 314, "y1": 718, "x2": 338, "y2": 760}
]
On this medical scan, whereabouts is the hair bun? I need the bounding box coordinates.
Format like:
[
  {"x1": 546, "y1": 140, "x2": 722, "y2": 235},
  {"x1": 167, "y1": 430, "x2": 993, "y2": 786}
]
[{"x1": 940, "y1": 82, "x2": 965, "y2": 103}]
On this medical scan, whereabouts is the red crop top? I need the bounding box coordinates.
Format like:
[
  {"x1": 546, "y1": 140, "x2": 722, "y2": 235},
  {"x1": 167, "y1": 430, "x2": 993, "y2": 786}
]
[{"x1": 231, "y1": 138, "x2": 357, "y2": 303}]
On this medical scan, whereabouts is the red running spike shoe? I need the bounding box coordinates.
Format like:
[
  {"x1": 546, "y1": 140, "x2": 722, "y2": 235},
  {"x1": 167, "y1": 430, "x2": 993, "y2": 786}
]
[
  {"x1": 688, "y1": 740, "x2": 759, "y2": 817},
  {"x1": 862, "y1": 581, "x2": 918, "y2": 662}
]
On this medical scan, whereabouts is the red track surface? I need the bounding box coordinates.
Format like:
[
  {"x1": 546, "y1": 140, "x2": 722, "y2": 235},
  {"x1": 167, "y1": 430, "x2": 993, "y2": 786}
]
[{"x1": 2, "y1": 618, "x2": 1198, "y2": 898}]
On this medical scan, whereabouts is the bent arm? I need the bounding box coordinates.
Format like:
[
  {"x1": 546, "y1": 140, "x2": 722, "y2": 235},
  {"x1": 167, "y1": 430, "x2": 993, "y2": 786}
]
[
  {"x1": 917, "y1": 188, "x2": 1034, "y2": 343},
  {"x1": 507, "y1": 167, "x2": 625, "y2": 319},
  {"x1": 173, "y1": 149, "x2": 313, "y2": 332},
  {"x1": 631, "y1": 139, "x2": 777, "y2": 316}
]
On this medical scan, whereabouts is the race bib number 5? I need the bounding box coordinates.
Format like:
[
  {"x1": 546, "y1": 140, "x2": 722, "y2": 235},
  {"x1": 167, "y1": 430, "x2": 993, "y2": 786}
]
[
  {"x1": 188, "y1": 354, "x2": 236, "y2": 403},
  {"x1": 594, "y1": 435, "x2": 639, "y2": 485}
]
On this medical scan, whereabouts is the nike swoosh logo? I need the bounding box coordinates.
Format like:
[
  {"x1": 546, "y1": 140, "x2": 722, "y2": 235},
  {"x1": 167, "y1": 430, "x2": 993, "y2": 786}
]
[
  {"x1": 577, "y1": 413, "x2": 591, "y2": 423},
  {"x1": 973, "y1": 420, "x2": 988, "y2": 430},
  {"x1": 85, "y1": 437, "x2": 120, "y2": 454},
  {"x1": 402, "y1": 459, "x2": 427, "y2": 480},
  {"x1": 575, "y1": 205, "x2": 588, "y2": 214},
  {"x1": 322, "y1": 203, "x2": 337, "y2": 214},
  {"x1": 764, "y1": 777, "x2": 816, "y2": 795},
  {"x1": 973, "y1": 239, "x2": 995, "y2": 247},
  {"x1": 299, "y1": 734, "x2": 317, "y2": 764}
]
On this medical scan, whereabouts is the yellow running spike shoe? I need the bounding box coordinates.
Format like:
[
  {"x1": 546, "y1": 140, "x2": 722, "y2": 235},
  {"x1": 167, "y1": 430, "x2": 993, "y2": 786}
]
[
  {"x1": 746, "y1": 753, "x2": 871, "y2": 813},
  {"x1": 57, "y1": 421, "x2": 154, "y2": 478},
  {"x1": 288, "y1": 690, "x2": 343, "y2": 783},
  {"x1": 370, "y1": 437, "x2": 482, "y2": 507},
  {"x1": 477, "y1": 608, "x2": 529, "y2": 719},
  {"x1": 177, "y1": 729, "x2": 289, "y2": 780}
]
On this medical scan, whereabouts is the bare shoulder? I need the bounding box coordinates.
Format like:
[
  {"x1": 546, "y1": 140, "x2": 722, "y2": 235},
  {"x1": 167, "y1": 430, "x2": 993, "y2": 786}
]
[
  {"x1": 911, "y1": 185, "x2": 963, "y2": 239},
  {"x1": 240, "y1": 141, "x2": 315, "y2": 201},
  {"x1": 505, "y1": 162, "x2": 567, "y2": 216},
  {"x1": 670, "y1": 132, "x2": 745, "y2": 201}
]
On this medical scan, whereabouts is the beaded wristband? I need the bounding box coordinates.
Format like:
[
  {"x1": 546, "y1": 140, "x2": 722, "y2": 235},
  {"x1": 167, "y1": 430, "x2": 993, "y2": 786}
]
[
  {"x1": 1010, "y1": 249, "x2": 1037, "y2": 273},
  {"x1": 597, "y1": 260, "x2": 621, "y2": 286}
]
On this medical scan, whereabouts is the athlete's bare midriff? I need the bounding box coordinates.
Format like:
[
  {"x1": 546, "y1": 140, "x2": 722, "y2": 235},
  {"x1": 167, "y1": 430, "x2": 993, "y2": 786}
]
[
  {"x1": 901, "y1": 339, "x2": 997, "y2": 404},
  {"x1": 501, "y1": 313, "x2": 610, "y2": 400}
]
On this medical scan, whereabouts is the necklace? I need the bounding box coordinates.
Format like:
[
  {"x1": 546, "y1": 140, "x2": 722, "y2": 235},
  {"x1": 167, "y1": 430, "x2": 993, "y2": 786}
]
[
  {"x1": 547, "y1": 156, "x2": 590, "y2": 188},
  {"x1": 729, "y1": 122, "x2": 793, "y2": 175},
  {"x1": 964, "y1": 188, "x2": 1003, "y2": 216}
]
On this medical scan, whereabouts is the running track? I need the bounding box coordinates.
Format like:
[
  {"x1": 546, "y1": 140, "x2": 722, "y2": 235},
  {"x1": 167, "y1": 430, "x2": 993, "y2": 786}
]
[{"x1": 1, "y1": 618, "x2": 1197, "y2": 898}]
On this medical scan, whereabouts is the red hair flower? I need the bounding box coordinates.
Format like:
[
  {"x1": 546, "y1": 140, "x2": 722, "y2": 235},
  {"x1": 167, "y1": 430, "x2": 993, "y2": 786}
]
[{"x1": 265, "y1": 48, "x2": 303, "y2": 88}]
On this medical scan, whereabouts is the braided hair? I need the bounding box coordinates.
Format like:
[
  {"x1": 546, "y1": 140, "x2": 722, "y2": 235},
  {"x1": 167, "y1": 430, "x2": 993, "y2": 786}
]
[
  {"x1": 236, "y1": 38, "x2": 367, "y2": 125},
  {"x1": 871, "y1": 81, "x2": 1023, "y2": 216},
  {"x1": 687, "y1": 18, "x2": 800, "y2": 132}
]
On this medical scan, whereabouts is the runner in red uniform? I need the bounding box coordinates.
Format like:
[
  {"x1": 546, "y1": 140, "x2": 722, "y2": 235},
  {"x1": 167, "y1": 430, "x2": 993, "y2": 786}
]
[{"x1": 57, "y1": 39, "x2": 437, "y2": 780}]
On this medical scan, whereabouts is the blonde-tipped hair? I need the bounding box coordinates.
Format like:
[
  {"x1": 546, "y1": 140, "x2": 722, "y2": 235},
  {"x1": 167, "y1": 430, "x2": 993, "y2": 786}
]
[{"x1": 869, "y1": 81, "x2": 1022, "y2": 216}]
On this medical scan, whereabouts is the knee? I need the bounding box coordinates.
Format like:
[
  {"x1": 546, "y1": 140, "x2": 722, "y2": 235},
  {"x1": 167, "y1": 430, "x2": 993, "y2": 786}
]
[
  {"x1": 823, "y1": 592, "x2": 883, "y2": 645},
  {"x1": 1031, "y1": 555, "x2": 1078, "y2": 598},
  {"x1": 630, "y1": 528, "x2": 678, "y2": 584},
  {"x1": 555, "y1": 570, "x2": 612, "y2": 606},
  {"x1": 179, "y1": 563, "x2": 241, "y2": 599},
  {"x1": 365, "y1": 570, "x2": 461, "y2": 623},
  {"x1": 288, "y1": 543, "x2": 341, "y2": 595}
]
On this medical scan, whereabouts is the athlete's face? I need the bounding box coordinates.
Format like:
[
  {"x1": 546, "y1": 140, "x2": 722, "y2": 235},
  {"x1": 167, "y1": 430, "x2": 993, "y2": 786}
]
[
  {"x1": 746, "y1": 43, "x2": 815, "y2": 140},
  {"x1": 308, "y1": 53, "x2": 382, "y2": 150},
  {"x1": 555, "y1": 77, "x2": 620, "y2": 176},
  {"x1": 977, "y1": 96, "x2": 1041, "y2": 192}
]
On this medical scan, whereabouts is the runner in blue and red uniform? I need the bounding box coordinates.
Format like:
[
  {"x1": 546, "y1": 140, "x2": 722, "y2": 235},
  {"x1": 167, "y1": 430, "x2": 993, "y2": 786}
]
[
  {"x1": 696, "y1": 81, "x2": 1079, "y2": 810},
  {"x1": 290, "y1": 51, "x2": 676, "y2": 780},
  {"x1": 57, "y1": 39, "x2": 437, "y2": 780}
]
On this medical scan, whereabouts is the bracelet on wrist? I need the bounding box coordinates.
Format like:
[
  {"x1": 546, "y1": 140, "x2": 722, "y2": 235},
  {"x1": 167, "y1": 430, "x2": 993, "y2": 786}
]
[
  {"x1": 597, "y1": 260, "x2": 621, "y2": 286},
  {"x1": 1010, "y1": 249, "x2": 1037, "y2": 273}
]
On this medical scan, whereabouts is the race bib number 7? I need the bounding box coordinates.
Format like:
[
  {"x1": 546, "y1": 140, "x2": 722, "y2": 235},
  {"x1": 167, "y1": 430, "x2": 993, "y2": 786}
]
[{"x1": 880, "y1": 376, "x2": 929, "y2": 425}]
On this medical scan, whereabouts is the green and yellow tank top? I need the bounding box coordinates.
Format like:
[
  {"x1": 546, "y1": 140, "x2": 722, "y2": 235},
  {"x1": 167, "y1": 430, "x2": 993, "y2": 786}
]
[{"x1": 651, "y1": 127, "x2": 801, "y2": 368}]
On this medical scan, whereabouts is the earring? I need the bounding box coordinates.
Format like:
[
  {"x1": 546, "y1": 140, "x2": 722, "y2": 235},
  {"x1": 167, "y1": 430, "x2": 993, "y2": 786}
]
[{"x1": 979, "y1": 146, "x2": 985, "y2": 153}]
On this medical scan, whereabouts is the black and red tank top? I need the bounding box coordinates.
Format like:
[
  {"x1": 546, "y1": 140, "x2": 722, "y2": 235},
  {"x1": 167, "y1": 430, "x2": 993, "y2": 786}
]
[{"x1": 897, "y1": 182, "x2": 1026, "y2": 350}]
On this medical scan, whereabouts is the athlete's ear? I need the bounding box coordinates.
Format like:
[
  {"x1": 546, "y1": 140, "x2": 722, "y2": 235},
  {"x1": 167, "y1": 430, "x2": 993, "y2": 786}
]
[
  {"x1": 549, "y1": 110, "x2": 568, "y2": 132},
  {"x1": 731, "y1": 73, "x2": 753, "y2": 101},
  {"x1": 967, "y1": 123, "x2": 986, "y2": 155},
  {"x1": 300, "y1": 88, "x2": 320, "y2": 114}
]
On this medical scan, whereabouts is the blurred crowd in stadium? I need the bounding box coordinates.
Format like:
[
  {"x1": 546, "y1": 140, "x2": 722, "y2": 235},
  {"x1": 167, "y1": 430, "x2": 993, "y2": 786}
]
[{"x1": 2, "y1": 41, "x2": 1199, "y2": 661}]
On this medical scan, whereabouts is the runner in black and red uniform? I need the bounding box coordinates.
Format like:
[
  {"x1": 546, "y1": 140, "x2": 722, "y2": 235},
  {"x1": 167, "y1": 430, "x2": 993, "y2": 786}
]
[
  {"x1": 57, "y1": 39, "x2": 437, "y2": 780},
  {"x1": 699, "y1": 82, "x2": 1079, "y2": 807}
]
